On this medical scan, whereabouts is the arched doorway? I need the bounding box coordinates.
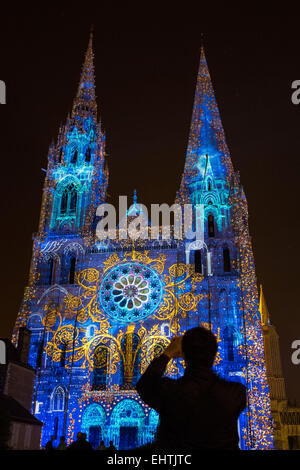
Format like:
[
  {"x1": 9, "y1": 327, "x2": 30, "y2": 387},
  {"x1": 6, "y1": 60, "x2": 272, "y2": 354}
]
[
  {"x1": 148, "y1": 409, "x2": 159, "y2": 442},
  {"x1": 110, "y1": 399, "x2": 145, "y2": 450},
  {"x1": 81, "y1": 403, "x2": 106, "y2": 449}
]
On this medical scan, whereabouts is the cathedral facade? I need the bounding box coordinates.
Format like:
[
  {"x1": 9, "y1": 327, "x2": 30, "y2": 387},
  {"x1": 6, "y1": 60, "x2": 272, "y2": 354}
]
[{"x1": 13, "y1": 34, "x2": 274, "y2": 450}]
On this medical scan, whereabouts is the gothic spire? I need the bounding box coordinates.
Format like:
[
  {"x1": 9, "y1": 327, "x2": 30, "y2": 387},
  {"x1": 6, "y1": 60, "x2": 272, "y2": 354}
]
[
  {"x1": 179, "y1": 44, "x2": 234, "y2": 196},
  {"x1": 71, "y1": 28, "x2": 97, "y2": 121},
  {"x1": 259, "y1": 285, "x2": 270, "y2": 326}
]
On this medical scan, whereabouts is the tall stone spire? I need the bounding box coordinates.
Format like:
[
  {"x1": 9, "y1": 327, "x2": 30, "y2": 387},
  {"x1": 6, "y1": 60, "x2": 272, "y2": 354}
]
[
  {"x1": 178, "y1": 44, "x2": 234, "y2": 202},
  {"x1": 259, "y1": 284, "x2": 270, "y2": 326},
  {"x1": 259, "y1": 284, "x2": 287, "y2": 410},
  {"x1": 72, "y1": 28, "x2": 97, "y2": 121}
]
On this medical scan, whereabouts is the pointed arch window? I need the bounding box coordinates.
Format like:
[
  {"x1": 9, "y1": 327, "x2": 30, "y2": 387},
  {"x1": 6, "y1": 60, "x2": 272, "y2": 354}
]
[
  {"x1": 60, "y1": 183, "x2": 78, "y2": 217},
  {"x1": 69, "y1": 190, "x2": 77, "y2": 214},
  {"x1": 228, "y1": 336, "x2": 234, "y2": 361},
  {"x1": 69, "y1": 256, "x2": 76, "y2": 284},
  {"x1": 71, "y1": 150, "x2": 78, "y2": 164},
  {"x1": 61, "y1": 190, "x2": 68, "y2": 214},
  {"x1": 60, "y1": 252, "x2": 77, "y2": 284},
  {"x1": 194, "y1": 250, "x2": 202, "y2": 274},
  {"x1": 52, "y1": 386, "x2": 65, "y2": 411},
  {"x1": 224, "y1": 328, "x2": 234, "y2": 362},
  {"x1": 92, "y1": 346, "x2": 108, "y2": 390},
  {"x1": 207, "y1": 179, "x2": 212, "y2": 191},
  {"x1": 223, "y1": 247, "x2": 231, "y2": 272},
  {"x1": 48, "y1": 258, "x2": 54, "y2": 285},
  {"x1": 36, "y1": 340, "x2": 44, "y2": 368},
  {"x1": 85, "y1": 148, "x2": 91, "y2": 163},
  {"x1": 208, "y1": 214, "x2": 215, "y2": 237}
]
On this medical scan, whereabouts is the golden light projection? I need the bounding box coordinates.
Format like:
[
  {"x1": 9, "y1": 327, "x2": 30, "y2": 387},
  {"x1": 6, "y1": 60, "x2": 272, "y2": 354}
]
[
  {"x1": 13, "y1": 35, "x2": 274, "y2": 450},
  {"x1": 43, "y1": 249, "x2": 205, "y2": 380}
]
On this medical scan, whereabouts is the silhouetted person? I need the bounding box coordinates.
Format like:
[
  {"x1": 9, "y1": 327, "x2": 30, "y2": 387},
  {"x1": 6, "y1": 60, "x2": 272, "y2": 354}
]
[
  {"x1": 136, "y1": 326, "x2": 246, "y2": 450},
  {"x1": 107, "y1": 440, "x2": 116, "y2": 451},
  {"x1": 97, "y1": 440, "x2": 107, "y2": 450},
  {"x1": 67, "y1": 431, "x2": 93, "y2": 450},
  {"x1": 57, "y1": 435, "x2": 67, "y2": 450},
  {"x1": 45, "y1": 435, "x2": 56, "y2": 451}
]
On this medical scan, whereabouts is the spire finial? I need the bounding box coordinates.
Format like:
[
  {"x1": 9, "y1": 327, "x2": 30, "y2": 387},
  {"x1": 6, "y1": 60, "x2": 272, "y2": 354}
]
[
  {"x1": 177, "y1": 34, "x2": 234, "y2": 195},
  {"x1": 89, "y1": 24, "x2": 94, "y2": 46},
  {"x1": 200, "y1": 32, "x2": 204, "y2": 47},
  {"x1": 133, "y1": 189, "x2": 137, "y2": 204},
  {"x1": 200, "y1": 32, "x2": 206, "y2": 56},
  {"x1": 259, "y1": 284, "x2": 270, "y2": 326},
  {"x1": 71, "y1": 31, "x2": 97, "y2": 120}
]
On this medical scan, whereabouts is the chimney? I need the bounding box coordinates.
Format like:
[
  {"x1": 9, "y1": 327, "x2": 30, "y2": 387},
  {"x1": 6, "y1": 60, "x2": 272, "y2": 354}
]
[{"x1": 18, "y1": 327, "x2": 31, "y2": 364}]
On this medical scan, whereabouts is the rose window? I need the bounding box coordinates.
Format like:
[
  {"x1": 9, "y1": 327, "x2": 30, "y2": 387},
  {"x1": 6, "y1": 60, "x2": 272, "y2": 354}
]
[{"x1": 99, "y1": 262, "x2": 163, "y2": 323}]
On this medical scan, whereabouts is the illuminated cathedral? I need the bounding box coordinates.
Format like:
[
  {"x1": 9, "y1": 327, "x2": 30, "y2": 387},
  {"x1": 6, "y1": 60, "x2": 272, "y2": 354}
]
[{"x1": 13, "y1": 33, "x2": 274, "y2": 450}]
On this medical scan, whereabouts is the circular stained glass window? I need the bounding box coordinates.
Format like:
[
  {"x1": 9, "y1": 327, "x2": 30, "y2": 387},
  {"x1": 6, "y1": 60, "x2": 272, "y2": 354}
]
[{"x1": 99, "y1": 262, "x2": 163, "y2": 323}]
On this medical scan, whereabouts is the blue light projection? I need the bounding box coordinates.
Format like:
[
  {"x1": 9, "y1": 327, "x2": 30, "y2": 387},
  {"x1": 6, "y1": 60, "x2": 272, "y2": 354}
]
[
  {"x1": 13, "y1": 35, "x2": 273, "y2": 451},
  {"x1": 109, "y1": 399, "x2": 146, "y2": 449},
  {"x1": 81, "y1": 403, "x2": 106, "y2": 449},
  {"x1": 99, "y1": 262, "x2": 163, "y2": 323},
  {"x1": 49, "y1": 122, "x2": 97, "y2": 232}
]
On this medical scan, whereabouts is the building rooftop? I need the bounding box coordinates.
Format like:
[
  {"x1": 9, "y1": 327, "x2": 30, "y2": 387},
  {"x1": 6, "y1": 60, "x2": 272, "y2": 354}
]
[{"x1": 0, "y1": 394, "x2": 43, "y2": 426}]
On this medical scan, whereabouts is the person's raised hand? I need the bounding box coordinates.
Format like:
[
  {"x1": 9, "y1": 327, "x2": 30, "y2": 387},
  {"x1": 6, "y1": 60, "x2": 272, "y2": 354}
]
[{"x1": 164, "y1": 336, "x2": 183, "y2": 359}]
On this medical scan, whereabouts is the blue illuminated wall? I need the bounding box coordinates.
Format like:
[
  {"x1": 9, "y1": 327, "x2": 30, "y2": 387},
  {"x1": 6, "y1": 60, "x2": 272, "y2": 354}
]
[{"x1": 13, "y1": 38, "x2": 273, "y2": 450}]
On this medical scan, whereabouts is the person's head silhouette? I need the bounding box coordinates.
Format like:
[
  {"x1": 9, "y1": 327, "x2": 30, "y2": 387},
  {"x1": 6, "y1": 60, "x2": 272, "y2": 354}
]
[{"x1": 182, "y1": 326, "x2": 217, "y2": 368}]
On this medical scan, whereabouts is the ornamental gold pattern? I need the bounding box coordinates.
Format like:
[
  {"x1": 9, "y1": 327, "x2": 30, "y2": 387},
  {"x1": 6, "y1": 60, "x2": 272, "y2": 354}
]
[
  {"x1": 42, "y1": 250, "x2": 204, "y2": 374},
  {"x1": 13, "y1": 37, "x2": 273, "y2": 450}
]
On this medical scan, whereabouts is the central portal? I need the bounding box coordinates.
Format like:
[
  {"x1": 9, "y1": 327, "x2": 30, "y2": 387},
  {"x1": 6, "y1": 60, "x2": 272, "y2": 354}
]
[{"x1": 119, "y1": 426, "x2": 138, "y2": 450}]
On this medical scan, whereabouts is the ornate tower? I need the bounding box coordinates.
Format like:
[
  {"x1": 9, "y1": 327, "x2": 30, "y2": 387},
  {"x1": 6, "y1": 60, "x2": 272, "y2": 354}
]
[
  {"x1": 260, "y1": 285, "x2": 287, "y2": 407},
  {"x1": 14, "y1": 31, "x2": 108, "y2": 331},
  {"x1": 13, "y1": 40, "x2": 273, "y2": 450},
  {"x1": 176, "y1": 45, "x2": 274, "y2": 449},
  {"x1": 46, "y1": 32, "x2": 107, "y2": 237},
  {"x1": 259, "y1": 285, "x2": 300, "y2": 449}
]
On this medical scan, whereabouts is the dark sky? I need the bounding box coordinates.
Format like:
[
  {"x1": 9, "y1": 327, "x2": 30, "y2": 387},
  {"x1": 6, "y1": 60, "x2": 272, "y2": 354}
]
[{"x1": 0, "y1": 7, "x2": 299, "y2": 402}]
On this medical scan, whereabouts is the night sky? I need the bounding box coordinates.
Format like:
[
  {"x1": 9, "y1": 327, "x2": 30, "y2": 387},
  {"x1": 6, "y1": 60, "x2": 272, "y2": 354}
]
[{"x1": 0, "y1": 7, "x2": 299, "y2": 402}]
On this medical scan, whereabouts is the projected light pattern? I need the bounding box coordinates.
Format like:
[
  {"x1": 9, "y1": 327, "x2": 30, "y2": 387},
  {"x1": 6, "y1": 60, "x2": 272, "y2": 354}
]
[
  {"x1": 81, "y1": 403, "x2": 106, "y2": 448},
  {"x1": 13, "y1": 35, "x2": 273, "y2": 451},
  {"x1": 99, "y1": 263, "x2": 163, "y2": 323}
]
